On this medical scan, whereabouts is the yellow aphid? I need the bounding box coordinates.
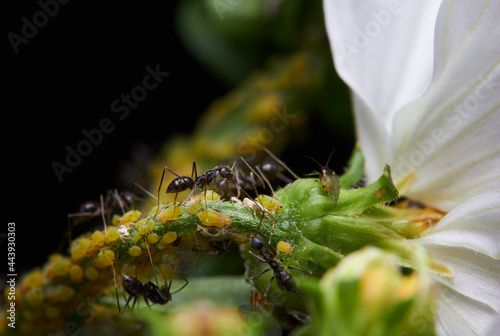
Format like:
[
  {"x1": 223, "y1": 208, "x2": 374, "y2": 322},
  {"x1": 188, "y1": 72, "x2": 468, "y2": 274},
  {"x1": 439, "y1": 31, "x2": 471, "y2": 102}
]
[
  {"x1": 197, "y1": 208, "x2": 231, "y2": 228},
  {"x1": 95, "y1": 250, "x2": 115, "y2": 268},
  {"x1": 111, "y1": 214, "x2": 121, "y2": 226},
  {"x1": 128, "y1": 245, "x2": 142, "y2": 257},
  {"x1": 146, "y1": 219, "x2": 156, "y2": 232},
  {"x1": 277, "y1": 241, "x2": 293, "y2": 253},
  {"x1": 25, "y1": 289, "x2": 44, "y2": 308},
  {"x1": 157, "y1": 204, "x2": 183, "y2": 222},
  {"x1": 47, "y1": 257, "x2": 71, "y2": 279},
  {"x1": 147, "y1": 233, "x2": 159, "y2": 244},
  {"x1": 196, "y1": 190, "x2": 220, "y2": 202},
  {"x1": 256, "y1": 195, "x2": 283, "y2": 212},
  {"x1": 23, "y1": 270, "x2": 44, "y2": 289},
  {"x1": 70, "y1": 238, "x2": 92, "y2": 261},
  {"x1": 85, "y1": 266, "x2": 99, "y2": 281},
  {"x1": 186, "y1": 201, "x2": 203, "y2": 215},
  {"x1": 48, "y1": 253, "x2": 64, "y2": 262},
  {"x1": 160, "y1": 231, "x2": 178, "y2": 245},
  {"x1": 46, "y1": 285, "x2": 75, "y2": 303},
  {"x1": 69, "y1": 264, "x2": 84, "y2": 283},
  {"x1": 135, "y1": 218, "x2": 147, "y2": 228},
  {"x1": 104, "y1": 227, "x2": 120, "y2": 243},
  {"x1": 118, "y1": 210, "x2": 142, "y2": 225},
  {"x1": 91, "y1": 230, "x2": 105, "y2": 247},
  {"x1": 131, "y1": 232, "x2": 143, "y2": 244},
  {"x1": 45, "y1": 306, "x2": 61, "y2": 319}
]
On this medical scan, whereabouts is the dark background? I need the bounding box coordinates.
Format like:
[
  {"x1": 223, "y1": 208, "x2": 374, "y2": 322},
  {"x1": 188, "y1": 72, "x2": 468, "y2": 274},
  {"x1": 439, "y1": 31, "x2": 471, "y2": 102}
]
[
  {"x1": 5, "y1": 1, "x2": 223, "y2": 274},
  {"x1": 4, "y1": 1, "x2": 353, "y2": 276}
]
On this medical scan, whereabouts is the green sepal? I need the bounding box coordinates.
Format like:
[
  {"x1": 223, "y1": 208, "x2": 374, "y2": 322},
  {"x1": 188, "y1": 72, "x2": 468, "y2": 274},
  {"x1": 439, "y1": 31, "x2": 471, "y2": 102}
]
[{"x1": 339, "y1": 143, "x2": 365, "y2": 189}]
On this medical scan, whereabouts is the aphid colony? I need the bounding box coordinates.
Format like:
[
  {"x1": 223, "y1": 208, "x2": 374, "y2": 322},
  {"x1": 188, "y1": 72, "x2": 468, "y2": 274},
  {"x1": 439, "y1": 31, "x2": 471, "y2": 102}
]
[{"x1": 12, "y1": 150, "x2": 340, "y2": 334}]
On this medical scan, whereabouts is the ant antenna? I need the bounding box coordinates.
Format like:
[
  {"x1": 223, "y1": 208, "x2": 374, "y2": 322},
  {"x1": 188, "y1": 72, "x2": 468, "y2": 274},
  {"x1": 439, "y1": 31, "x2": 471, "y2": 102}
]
[
  {"x1": 239, "y1": 156, "x2": 265, "y2": 189},
  {"x1": 133, "y1": 183, "x2": 158, "y2": 201},
  {"x1": 100, "y1": 194, "x2": 107, "y2": 232},
  {"x1": 112, "y1": 189, "x2": 126, "y2": 215},
  {"x1": 263, "y1": 148, "x2": 300, "y2": 180},
  {"x1": 255, "y1": 165, "x2": 280, "y2": 201}
]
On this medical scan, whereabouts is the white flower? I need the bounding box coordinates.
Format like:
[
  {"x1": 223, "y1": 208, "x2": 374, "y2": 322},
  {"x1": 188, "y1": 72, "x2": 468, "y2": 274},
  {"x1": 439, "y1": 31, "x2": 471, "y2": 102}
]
[
  {"x1": 324, "y1": 0, "x2": 500, "y2": 212},
  {"x1": 323, "y1": 0, "x2": 500, "y2": 334},
  {"x1": 416, "y1": 191, "x2": 500, "y2": 335}
]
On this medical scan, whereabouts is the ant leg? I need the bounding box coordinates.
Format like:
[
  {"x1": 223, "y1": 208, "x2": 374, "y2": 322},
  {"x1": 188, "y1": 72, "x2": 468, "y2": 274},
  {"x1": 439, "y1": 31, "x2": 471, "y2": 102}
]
[
  {"x1": 283, "y1": 265, "x2": 314, "y2": 275},
  {"x1": 249, "y1": 267, "x2": 271, "y2": 280},
  {"x1": 156, "y1": 167, "x2": 168, "y2": 216},
  {"x1": 120, "y1": 295, "x2": 134, "y2": 315},
  {"x1": 280, "y1": 246, "x2": 307, "y2": 261},
  {"x1": 144, "y1": 241, "x2": 160, "y2": 287},
  {"x1": 191, "y1": 160, "x2": 198, "y2": 180},
  {"x1": 255, "y1": 165, "x2": 280, "y2": 201},
  {"x1": 104, "y1": 250, "x2": 121, "y2": 314},
  {"x1": 263, "y1": 275, "x2": 276, "y2": 298},
  {"x1": 267, "y1": 222, "x2": 276, "y2": 254},
  {"x1": 171, "y1": 278, "x2": 189, "y2": 295}
]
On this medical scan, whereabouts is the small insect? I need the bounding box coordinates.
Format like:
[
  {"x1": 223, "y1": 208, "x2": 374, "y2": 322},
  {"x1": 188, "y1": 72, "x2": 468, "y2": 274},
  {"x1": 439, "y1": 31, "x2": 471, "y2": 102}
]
[
  {"x1": 158, "y1": 161, "x2": 197, "y2": 207},
  {"x1": 68, "y1": 189, "x2": 136, "y2": 227},
  {"x1": 194, "y1": 161, "x2": 240, "y2": 201},
  {"x1": 230, "y1": 148, "x2": 299, "y2": 195},
  {"x1": 303, "y1": 150, "x2": 341, "y2": 204},
  {"x1": 119, "y1": 252, "x2": 188, "y2": 315},
  {"x1": 248, "y1": 224, "x2": 313, "y2": 297},
  {"x1": 63, "y1": 190, "x2": 136, "y2": 249}
]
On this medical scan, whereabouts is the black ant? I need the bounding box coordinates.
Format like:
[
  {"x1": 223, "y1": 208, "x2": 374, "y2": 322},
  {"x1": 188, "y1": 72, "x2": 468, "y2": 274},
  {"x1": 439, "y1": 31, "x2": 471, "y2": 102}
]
[
  {"x1": 303, "y1": 150, "x2": 341, "y2": 204},
  {"x1": 248, "y1": 224, "x2": 313, "y2": 297},
  {"x1": 157, "y1": 161, "x2": 197, "y2": 207},
  {"x1": 120, "y1": 274, "x2": 188, "y2": 314},
  {"x1": 62, "y1": 190, "x2": 136, "y2": 250},
  {"x1": 119, "y1": 247, "x2": 188, "y2": 314},
  {"x1": 68, "y1": 189, "x2": 136, "y2": 226},
  {"x1": 225, "y1": 148, "x2": 299, "y2": 197},
  {"x1": 193, "y1": 161, "x2": 240, "y2": 201}
]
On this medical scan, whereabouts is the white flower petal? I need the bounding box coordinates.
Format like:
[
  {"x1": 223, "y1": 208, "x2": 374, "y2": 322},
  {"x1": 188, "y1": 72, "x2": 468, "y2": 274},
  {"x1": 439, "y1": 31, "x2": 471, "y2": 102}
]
[
  {"x1": 323, "y1": 0, "x2": 440, "y2": 122},
  {"x1": 417, "y1": 192, "x2": 500, "y2": 258},
  {"x1": 390, "y1": 0, "x2": 500, "y2": 210},
  {"x1": 423, "y1": 245, "x2": 500, "y2": 314},
  {"x1": 435, "y1": 283, "x2": 499, "y2": 336},
  {"x1": 323, "y1": 0, "x2": 442, "y2": 181},
  {"x1": 352, "y1": 94, "x2": 392, "y2": 182}
]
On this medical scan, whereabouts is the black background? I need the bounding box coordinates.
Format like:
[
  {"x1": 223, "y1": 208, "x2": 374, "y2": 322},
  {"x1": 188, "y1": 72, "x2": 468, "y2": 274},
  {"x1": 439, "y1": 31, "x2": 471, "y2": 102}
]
[
  {"x1": 4, "y1": 1, "x2": 353, "y2": 276},
  {"x1": 5, "y1": 1, "x2": 225, "y2": 274}
]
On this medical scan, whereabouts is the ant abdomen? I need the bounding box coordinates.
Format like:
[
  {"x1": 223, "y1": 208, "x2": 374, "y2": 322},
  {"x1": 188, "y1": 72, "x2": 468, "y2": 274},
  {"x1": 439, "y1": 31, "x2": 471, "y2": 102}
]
[{"x1": 276, "y1": 270, "x2": 297, "y2": 293}]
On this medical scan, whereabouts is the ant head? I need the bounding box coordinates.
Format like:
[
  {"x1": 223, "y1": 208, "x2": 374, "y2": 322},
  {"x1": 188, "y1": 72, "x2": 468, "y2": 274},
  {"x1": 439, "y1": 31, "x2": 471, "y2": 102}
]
[
  {"x1": 218, "y1": 166, "x2": 235, "y2": 180},
  {"x1": 250, "y1": 235, "x2": 264, "y2": 251}
]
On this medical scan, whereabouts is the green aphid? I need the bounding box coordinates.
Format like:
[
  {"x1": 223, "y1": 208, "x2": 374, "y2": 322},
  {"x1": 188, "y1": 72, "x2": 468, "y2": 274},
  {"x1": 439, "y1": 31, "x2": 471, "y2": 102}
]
[{"x1": 304, "y1": 150, "x2": 341, "y2": 205}]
